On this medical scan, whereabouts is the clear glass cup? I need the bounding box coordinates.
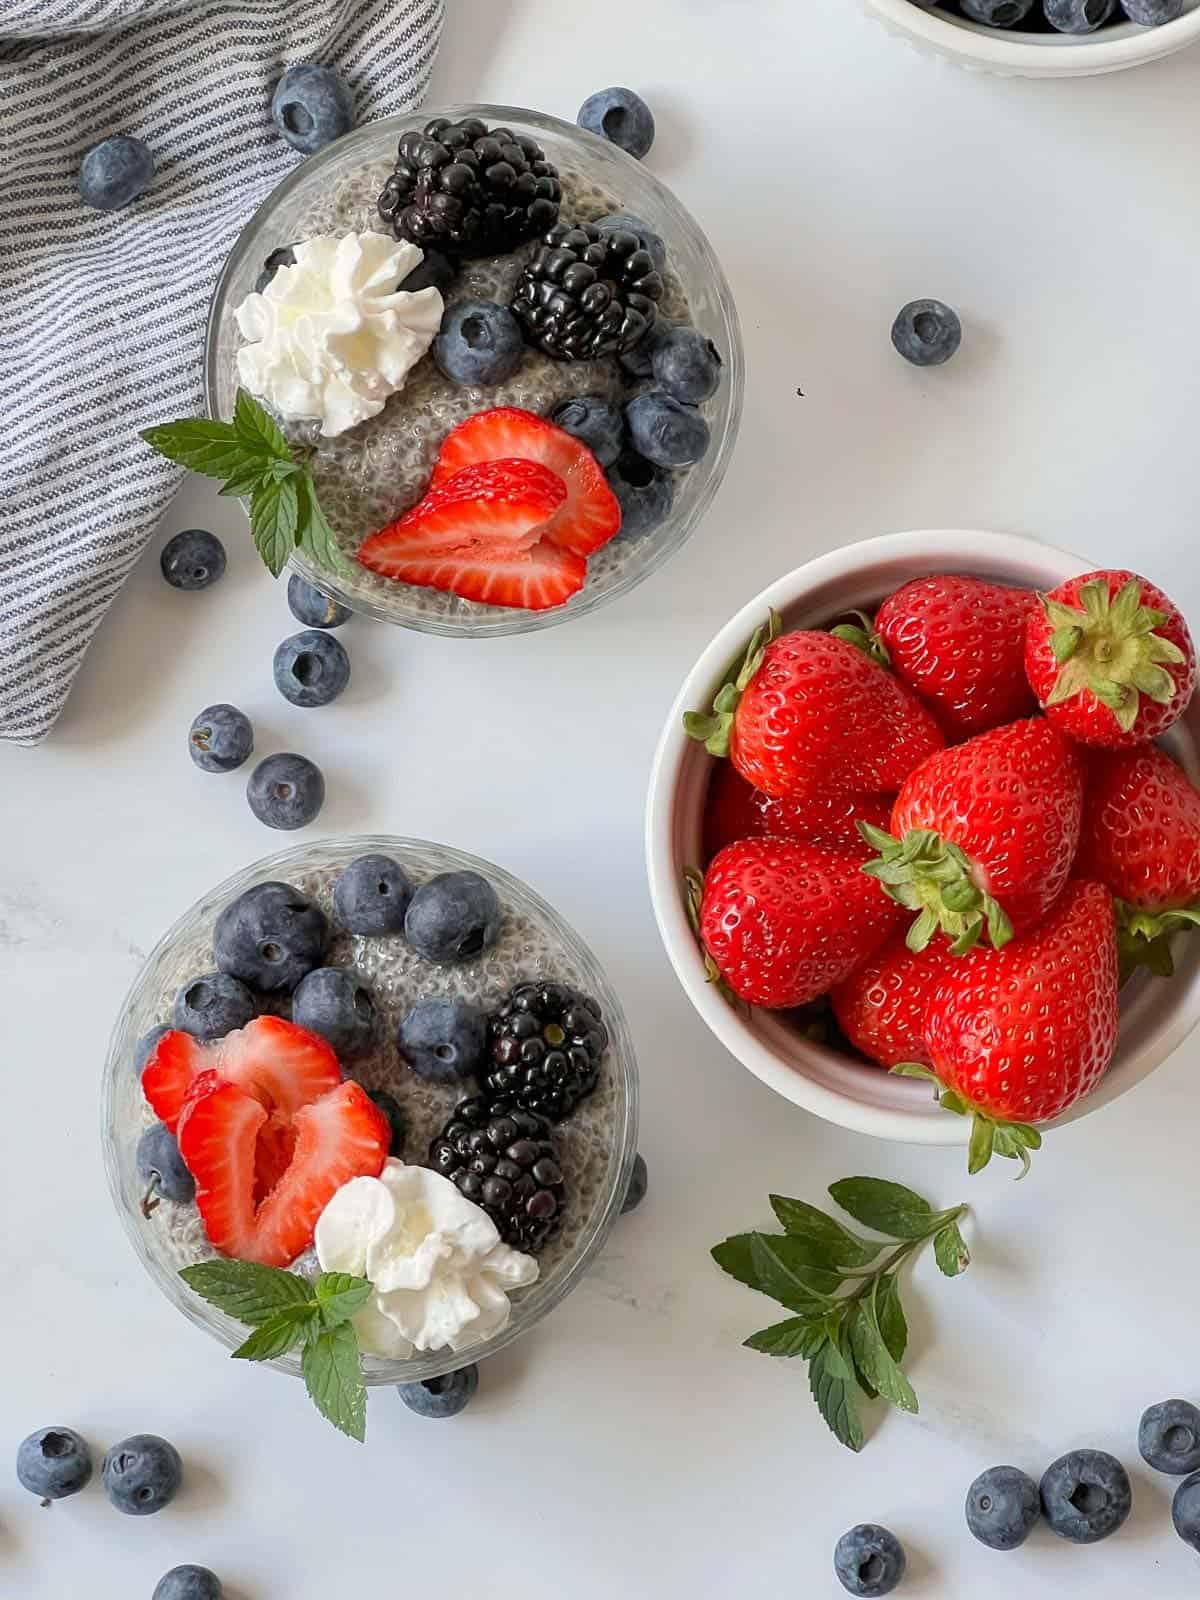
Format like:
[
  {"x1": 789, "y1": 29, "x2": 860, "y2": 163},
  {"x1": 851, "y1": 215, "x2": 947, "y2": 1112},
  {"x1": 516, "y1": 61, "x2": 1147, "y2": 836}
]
[
  {"x1": 102, "y1": 836, "x2": 639, "y2": 1385},
  {"x1": 204, "y1": 103, "x2": 744, "y2": 634}
]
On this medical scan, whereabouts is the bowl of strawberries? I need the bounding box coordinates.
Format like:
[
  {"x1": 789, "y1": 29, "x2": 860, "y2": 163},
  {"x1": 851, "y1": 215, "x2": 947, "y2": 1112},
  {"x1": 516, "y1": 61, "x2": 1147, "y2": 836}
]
[{"x1": 647, "y1": 529, "x2": 1200, "y2": 1169}]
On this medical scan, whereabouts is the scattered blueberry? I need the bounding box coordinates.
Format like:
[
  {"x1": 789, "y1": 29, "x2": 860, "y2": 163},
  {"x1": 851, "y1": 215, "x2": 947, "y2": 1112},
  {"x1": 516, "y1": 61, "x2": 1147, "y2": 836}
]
[
  {"x1": 246, "y1": 753, "x2": 326, "y2": 830},
  {"x1": 607, "y1": 451, "x2": 674, "y2": 540},
  {"x1": 255, "y1": 244, "x2": 297, "y2": 295},
  {"x1": 188, "y1": 704, "x2": 253, "y2": 773},
  {"x1": 153, "y1": 1567, "x2": 222, "y2": 1600},
  {"x1": 1044, "y1": 0, "x2": 1116, "y2": 28},
  {"x1": 1122, "y1": 0, "x2": 1184, "y2": 20},
  {"x1": 965, "y1": 1465, "x2": 1040, "y2": 1551},
  {"x1": 550, "y1": 396, "x2": 624, "y2": 467},
  {"x1": 102, "y1": 1434, "x2": 183, "y2": 1517},
  {"x1": 137, "y1": 1122, "x2": 196, "y2": 1206},
  {"x1": 626, "y1": 390, "x2": 710, "y2": 468},
  {"x1": 1173, "y1": 1471, "x2": 1200, "y2": 1552},
  {"x1": 433, "y1": 299, "x2": 524, "y2": 387},
  {"x1": 79, "y1": 135, "x2": 156, "y2": 210},
  {"x1": 213, "y1": 880, "x2": 328, "y2": 992},
  {"x1": 833, "y1": 1524, "x2": 906, "y2": 1597},
  {"x1": 173, "y1": 971, "x2": 257, "y2": 1039},
  {"x1": 397, "y1": 1365, "x2": 479, "y2": 1419},
  {"x1": 397, "y1": 997, "x2": 487, "y2": 1083},
  {"x1": 17, "y1": 1428, "x2": 93, "y2": 1503},
  {"x1": 577, "y1": 88, "x2": 655, "y2": 160},
  {"x1": 1040, "y1": 1450, "x2": 1131, "y2": 1544},
  {"x1": 1139, "y1": 1399, "x2": 1200, "y2": 1476},
  {"x1": 161, "y1": 530, "x2": 226, "y2": 591},
  {"x1": 891, "y1": 299, "x2": 962, "y2": 368},
  {"x1": 650, "y1": 326, "x2": 722, "y2": 405},
  {"x1": 271, "y1": 64, "x2": 354, "y2": 156},
  {"x1": 273, "y1": 630, "x2": 350, "y2": 709},
  {"x1": 287, "y1": 574, "x2": 351, "y2": 630},
  {"x1": 594, "y1": 212, "x2": 667, "y2": 273},
  {"x1": 401, "y1": 248, "x2": 455, "y2": 296},
  {"x1": 404, "y1": 871, "x2": 502, "y2": 964},
  {"x1": 621, "y1": 1152, "x2": 648, "y2": 1215},
  {"x1": 292, "y1": 967, "x2": 376, "y2": 1058},
  {"x1": 134, "y1": 1023, "x2": 172, "y2": 1076},
  {"x1": 367, "y1": 1089, "x2": 406, "y2": 1156},
  {"x1": 958, "y1": 0, "x2": 1035, "y2": 21},
  {"x1": 333, "y1": 853, "x2": 415, "y2": 936}
]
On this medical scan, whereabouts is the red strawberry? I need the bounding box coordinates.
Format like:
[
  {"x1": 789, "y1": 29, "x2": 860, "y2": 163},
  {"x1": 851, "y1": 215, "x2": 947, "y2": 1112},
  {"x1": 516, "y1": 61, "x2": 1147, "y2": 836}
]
[
  {"x1": 702, "y1": 761, "x2": 892, "y2": 863},
  {"x1": 684, "y1": 612, "x2": 945, "y2": 802},
  {"x1": 141, "y1": 1016, "x2": 343, "y2": 1135},
  {"x1": 1025, "y1": 570, "x2": 1196, "y2": 748},
  {"x1": 430, "y1": 407, "x2": 621, "y2": 556},
  {"x1": 698, "y1": 837, "x2": 904, "y2": 1009},
  {"x1": 358, "y1": 458, "x2": 567, "y2": 567},
  {"x1": 867, "y1": 575, "x2": 1039, "y2": 741},
  {"x1": 358, "y1": 536, "x2": 586, "y2": 612},
  {"x1": 905, "y1": 880, "x2": 1119, "y2": 1173},
  {"x1": 178, "y1": 1076, "x2": 389, "y2": 1268},
  {"x1": 865, "y1": 718, "x2": 1084, "y2": 953},
  {"x1": 830, "y1": 933, "x2": 951, "y2": 1069}
]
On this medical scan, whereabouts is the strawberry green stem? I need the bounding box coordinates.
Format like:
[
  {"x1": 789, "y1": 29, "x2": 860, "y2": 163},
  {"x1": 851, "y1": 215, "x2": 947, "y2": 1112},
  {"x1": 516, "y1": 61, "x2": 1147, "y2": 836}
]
[
  {"x1": 1116, "y1": 898, "x2": 1200, "y2": 981},
  {"x1": 859, "y1": 823, "x2": 1013, "y2": 955},
  {"x1": 891, "y1": 1063, "x2": 1042, "y2": 1178},
  {"x1": 683, "y1": 610, "x2": 782, "y2": 756},
  {"x1": 1039, "y1": 578, "x2": 1187, "y2": 735},
  {"x1": 830, "y1": 611, "x2": 890, "y2": 668}
]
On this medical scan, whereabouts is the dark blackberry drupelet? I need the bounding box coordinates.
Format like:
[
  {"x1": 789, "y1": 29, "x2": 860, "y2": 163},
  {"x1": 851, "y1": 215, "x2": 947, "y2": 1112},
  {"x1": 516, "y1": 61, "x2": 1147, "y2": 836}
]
[
  {"x1": 377, "y1": 117, "x2": 561, "y2": 257},
  {"x1": 429, "y1": 1097, "x2": 565, "y2": 1251},
  {"x1": 511, "y1": 223, "x2": 662, "y2": 361},
  {"x1": 484, "y1": 981, "x2": 607, "y2": 1120}
]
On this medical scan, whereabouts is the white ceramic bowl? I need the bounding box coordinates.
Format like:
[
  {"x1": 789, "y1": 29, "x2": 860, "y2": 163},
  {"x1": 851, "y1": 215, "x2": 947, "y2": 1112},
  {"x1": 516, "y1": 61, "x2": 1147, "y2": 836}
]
[
  {"x1": 865, "y1": 0, "x2": 1200, "y2": 77},
  {"x1": 646, "y1": 529, "x2": 1200, "y2": 1146}
]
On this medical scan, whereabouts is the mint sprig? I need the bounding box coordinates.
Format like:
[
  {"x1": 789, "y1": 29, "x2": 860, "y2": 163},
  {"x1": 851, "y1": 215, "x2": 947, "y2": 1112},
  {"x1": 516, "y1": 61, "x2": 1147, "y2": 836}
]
[
  {"x1": 181, "y1": 1259, "x2": 372, "y2": 1442},
  {"x1": 712, "y1": 1177, "x2": 970, "y2": 1452},
  {"x1": 141, "y1": 389, "x2": 347, "y2": 580}
]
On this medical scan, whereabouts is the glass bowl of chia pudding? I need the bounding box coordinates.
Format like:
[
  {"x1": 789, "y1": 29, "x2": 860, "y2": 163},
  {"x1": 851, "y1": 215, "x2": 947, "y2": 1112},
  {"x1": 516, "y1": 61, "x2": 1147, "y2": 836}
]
[
  {"x1": 204, "y1": 104, "x2": 743, "y2": 634},
  {"x1": 101, "y1": 836, "x2": 639, "y2": 1386}
]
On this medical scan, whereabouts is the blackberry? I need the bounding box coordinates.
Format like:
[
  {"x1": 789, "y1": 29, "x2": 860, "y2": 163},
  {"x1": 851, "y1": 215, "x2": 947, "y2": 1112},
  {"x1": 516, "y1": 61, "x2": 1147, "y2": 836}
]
[
  {"x1": 484, "y1": 981, "x2": 607, "y2": 1120},
  {"x1": 429, "y1": 1097, "x2": 565, "y2": 1252},
  {"x1": 511, "y1": 223, "x2": 662, "y2": 362},
  {"x1": 377, "y1": 117, "x2": 561, "y2": 258}
]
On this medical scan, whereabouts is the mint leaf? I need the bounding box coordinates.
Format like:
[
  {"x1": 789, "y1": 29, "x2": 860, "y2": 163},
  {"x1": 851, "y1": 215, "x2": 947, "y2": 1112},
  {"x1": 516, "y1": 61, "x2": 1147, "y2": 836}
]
[
  {"x1": 711, "y1": 1234, "x2": 832, "y2": 1314},
  {"x1": 848, "y1": 1290, "x2": 918, "y2": 1414},
  {"x1": 250, "y1": 476, "x2": 300, "y2": 578},
  {"x1": 314, "y1": 1272, "x2": 372, "y2": 1329},
  {"x1": 234, "y1": 388, "x2": 291, "y2": 460},
  {"x1": 744, "y1": 1318, "x2": 826, "y2": 1359},
  {"x1": 769, "y1": 1196, "x2": 884, "y2": 1268},
  {"x1": 232, "y1": 1305, "x2": 313, "y2": 1362},
  {"x1": 141, "y1": 419, "x2": 251, "y2": 480},
  {"x1": 809, "y1": 1336, "x2": 863, "y2": 1452},
  {"x1": 180, "y1": 1260, "x2": 311, "y2": 1325},
  {"x1": 217, "y1": 460, "x2": 277, "y2": 499},
  {"x1": 875, "y1": 1273, "x2": 908, "y2": 1363},
  {"x1": 934, "y1": 1220, "x2": 971, "y2": 1277},
  {"x1": 829, "y1": 1178, "x2": 934, "y2": 1240},
  {"x1": 302, "y1": 1322, "x2": 366, "y2": 1443},
  {"x1": 297, "y1": 472, "x2": 346, "y2": 576}
]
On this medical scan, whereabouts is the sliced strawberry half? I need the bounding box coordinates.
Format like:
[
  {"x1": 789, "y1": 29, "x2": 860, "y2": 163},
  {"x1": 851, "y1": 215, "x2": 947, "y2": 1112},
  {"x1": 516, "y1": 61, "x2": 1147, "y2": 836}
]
[
  {"x1": 141, "y1": 1016, "x2": 342, "y2": 1134},
  {"x1": 360, "y1": 535, "x2": 586, "y2": 612},
  {"x1": 430, "y1": 407, "x2": 622, "y2": 557},
  {"x1": 178, "y1": 1077, "x2": 389, "y2": 1268}
]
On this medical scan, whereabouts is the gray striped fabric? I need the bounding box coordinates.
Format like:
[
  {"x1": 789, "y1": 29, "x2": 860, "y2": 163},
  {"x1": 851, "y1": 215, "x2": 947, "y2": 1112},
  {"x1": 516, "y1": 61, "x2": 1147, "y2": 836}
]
[{"x1": 0, "y1": 0, "x2": 444, "y2": 745}]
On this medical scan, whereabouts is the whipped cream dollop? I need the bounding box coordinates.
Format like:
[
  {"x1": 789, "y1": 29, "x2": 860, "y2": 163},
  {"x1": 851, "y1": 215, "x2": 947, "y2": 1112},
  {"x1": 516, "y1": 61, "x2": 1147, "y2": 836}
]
[
  {"x1": 234, "y1": 232, "x2": 444, "y2": 438},
  {"x1": 314, "y1": 1159, "x2": 539, "y2": 1358}
]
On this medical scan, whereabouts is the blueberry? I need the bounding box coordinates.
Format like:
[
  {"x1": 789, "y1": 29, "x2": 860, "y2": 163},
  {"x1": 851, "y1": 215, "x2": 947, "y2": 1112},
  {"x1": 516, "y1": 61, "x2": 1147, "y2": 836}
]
[
  {"x1": 79, "y1": 135, "x2": 155, "y2": 210},
  {"x1": 213, "y1": 880, "x2": 328, "y2": 992},
  {"x1": 397, "y1": 1365, "x2": 478, "y2": 1419},
  {"x1": 550, "y1": 396, "x2": 624, "y2": 467},
  {"x1": 188, "y1": 704, "x2": 253, "y2": 773},
  {"x1": 292, "y1": 967, "x2": 376, "y2": 1058},
  {"x1": 173, "y1": 971, "x2": 257, "y2": 1039},
  {"x1": 273, "y1": 630, "x2": 350, "y2": 709},
  {"x1": 650, "y1": 327, "x2": 723, "y2": 405},
  {"x1": 153, "y1": 1567, "x2": 222, "y2": 1600},
  {"x1": 833, "y1": 1524, "x2": 906, "y2": 1597},
  {"x1": 404, "y1": 871, "x2": 502, "y2": 965},
  {"x1": 594, "y1": 213, "x2": 667, "y2": 273},
  {"x1": 1044, "y1": 0, "x2": 1116, "y2": 27},
  {"x1": 577, "y1": 89, "x2": 655, "y2": 160},
  {"x1": 137, "y1": 1122, "x2": 196, "y2": 1206},
  {"x1": 255, "y1": 244, "x2": 297, "y2": 295},
  {"x1": 958, "y1": 0, "x2": 1035, "y2": 21},
  {"x1": 161, "y1": 530, "x2": 226, "y2": 591},
  {"x1": 287, "y1": 574, "x2": 351, "y2": 630},
  {"x1": 367, "y1": 1089, "x2": 406, "y2": 1157},
  {"x1": 625, "y1": 390, "x2": 710, "y2": 468},
  {"x1": 1040, "y1": 1450, "x2": 1131, "y2": 1544},
  {"x1": 891, "y1": 299, "x2": 962, "y2": 368},
  {"x1": 246, "y1": 753, "x2": 326, "y2": 830},
  {"x1": 397, "y1": 997, "x2": 487, "y2": 1083},
  {"x1": 965, "y1": 1465, "x2": 1040, "y2": 1550},
  {"x1": 1122, "y1": 0, "x2": 1183, "y2": 19},
  {"x1": 134, "y1": 1023, "x2": 172, "y2": 1076},
  {"x1": 401, "y1": 249, "x2": 455, "y2": 296},
  {"x1": 102, "y1": 1434, "x2": 183, "y2": 1516},
  {"x1": 333, "y1": 854, "x2": 415, "y2": 936},
  {"x1": 619, "y1": 323, "x2": 666, "y2": 380},
  {"x1": 1174, "y1": 1471, "x2": 1200, "y2": 1552},
  {"x1": 1139, "y1": 1399, "x2": 1200, "y2": 1475},
  {"x1": 17, "y1": 1428, "x2": 93, "y2": 1503},
  {"x1": 271, "y1": 64, "x2": 354, "y2": 156},
  {"x1": 433, "y1": 299, "x2": 524, "y2": 388},
  {"x1": 621, "y1": 1152, "x2": 648, "y2": 1215},
  {"x1": 607, "y1": 451, "x2": 674, "y2": 540}
]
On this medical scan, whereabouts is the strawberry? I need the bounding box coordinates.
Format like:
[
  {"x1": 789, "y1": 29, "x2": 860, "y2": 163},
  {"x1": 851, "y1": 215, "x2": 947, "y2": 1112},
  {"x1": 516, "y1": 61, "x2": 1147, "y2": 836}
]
[
  {"x1": 1075, "y1": 743, "x2": 1200, "y2": 976},
  {"x1": 830, "y1": 933, "x2": 951, "y2": 1069},
  {"x1": 684, "y1": 612, "x2": 944, "y2": 802},
  {"x1": 358, "y1": 457, "x2": 566, "y2": 564},
  {"x1": 429, "y1": 406, "x2": 622, "y2": 556},
  {"x1": 141, "y1": 1016, "x2": 343, "y2": 1135},
  {"x1": 898, "y1": 880, "x2": 1119, "y2": 1174},
  {"x1": 1025, "y1": 570, "x2": 1196, "y2": 748},
  {"x1": 358, "y1": 536, "x2": 586, "y2": 611},
  {"x1": 702, "y1": 761, "x2": 892, "y2": 863},
  {"x1": 698, "y1": 837, "x2": 904, "y2": 1009},
  {"x1": 178, "y1": 1075, "x2": 389, "y2": 1268},
  {"x1": 863, "y1": 717, "x2": 1084, "y2": 953}
]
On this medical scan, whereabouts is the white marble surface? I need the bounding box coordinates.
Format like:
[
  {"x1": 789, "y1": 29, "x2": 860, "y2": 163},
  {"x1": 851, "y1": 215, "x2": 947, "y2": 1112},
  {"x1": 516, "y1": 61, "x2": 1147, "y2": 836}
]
[{"x1": 5, "y1": 2, "x2": 1200, "y2": 1595}]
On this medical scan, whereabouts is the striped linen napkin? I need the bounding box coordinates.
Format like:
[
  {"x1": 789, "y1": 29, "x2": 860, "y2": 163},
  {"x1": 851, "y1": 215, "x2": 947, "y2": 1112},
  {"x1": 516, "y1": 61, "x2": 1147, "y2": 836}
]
[{"x1": 0, "y1": 0, "x2": 444, "y2": 746}]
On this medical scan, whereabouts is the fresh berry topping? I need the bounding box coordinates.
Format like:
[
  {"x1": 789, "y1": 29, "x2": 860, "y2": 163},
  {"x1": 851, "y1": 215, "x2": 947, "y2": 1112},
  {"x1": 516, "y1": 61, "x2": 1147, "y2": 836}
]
[
  {"x1": 287, "y1": 574, "x2": 351, "y2": 630},
  {"x1": 333, "y1": 853, "x2": 415, "y2": 936},
  {"x1": 17, "y1": 1428, "x2": 93, "y2": 1503},
  {"x1": 512, "y1": 222, "x2": 662, "y2": 362},
  {"x1": 397, "y1": 996, "x2": 488, "y2": 1083},
  {"x1": 399, "y1": 248, "x2": 455, "y2": 296},
  {"x1": 1040, "y1": 1451, "x2": 1131, "y2": 1544},
  {"x1": 79, "y1": 135, "x2": 155, "y2": 211},
  {"x1": 367, "y1": 1088, "x2": 406, "y2": 1157},
  {"x1": 214, "y1": 881, "x2": 328, "y2": 992},
  {"x1": 271, "y1": 65, "x2": 354, "y2": 156},
  {"x1": 292, "y1": 968, "x2": 377, "y2": 1059},
  {"x1": 404, "y1": 870, "x2": 502, "y2": 964},
  {"x1": 833, "y1": 1524, "x2": 906, "y2": 1596},
  {"x1": 831, "y1": 933, "x2": 949, "y2": 1069},
  {"x1": 273, "y1": 629, "x2": 351, "y2": 709},
  {"x1": 255, "y1": 245, "x2": 297, "y2": 296},
  {"x1": 246, "y1": 753, "x2": 326, "y2": 830},
  {"x1": 965, "y1": 1466, "x2": 1041, "y2": 1551},
  {"x1": 433, "y1": 299, "x2": 524, "y2": 387},
  {"x1": 577, "y1": 87, "x2": 656, "y2": 158},
  {"x1": 650, "y1": 326, "x2": 723, "y2": 405},
  {"x1": 550, "y1": 396, "x2": 625, "y2": 468},
  {"x1": 137, "y1": 1122, "x2": 196, "y2": 1207},
  {"x1": 625, "y1": 389, "x2": 710, "y2": 468},
  {"x1": 594, "y1": 212, "x2": 667, "y2": 272},
  {"x1": 133, "y1": 1024, "x2": 172, "y2": 1076},
  {"x1": 160, "y1": 529, "x2": 225, "y2": 591},
  {"x1": 1140, "y1": 1399, "x2": 1200, "y2": 1476},
  {"x1": 173, "y1": 971, "x2": 257, "y2": 1040},
  {"x1": 359, "y1": 534, "x2": 586, "y2": 612},
  {"x1": 484, "y1": 981, "x2": 607, "y2": 1120},
  {"x1": 101, "y1": 1434, "x2": 182, "y2": 1517},
  {"x1": 606, "y1": 450, "x2": 673, "y2": 540},
  {"x1": 188, "y1": 704, "x2": 254, "y2": 773},
  {"x1": 397, "y1": 1365, "x2": 479, "y2": 1419},
  {"x1": 621, "y1": 1152, "x2": 648, "y2": 1215},
  {"x1": 429, "y1": 1097, "x2": 564, "y2": 1251},
  {"x1": 891, "y1": 298, "x2": 962, "y2": 366},
  {"x1": 702, "y1": 761, "x2": 891, "y2": 862}
]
